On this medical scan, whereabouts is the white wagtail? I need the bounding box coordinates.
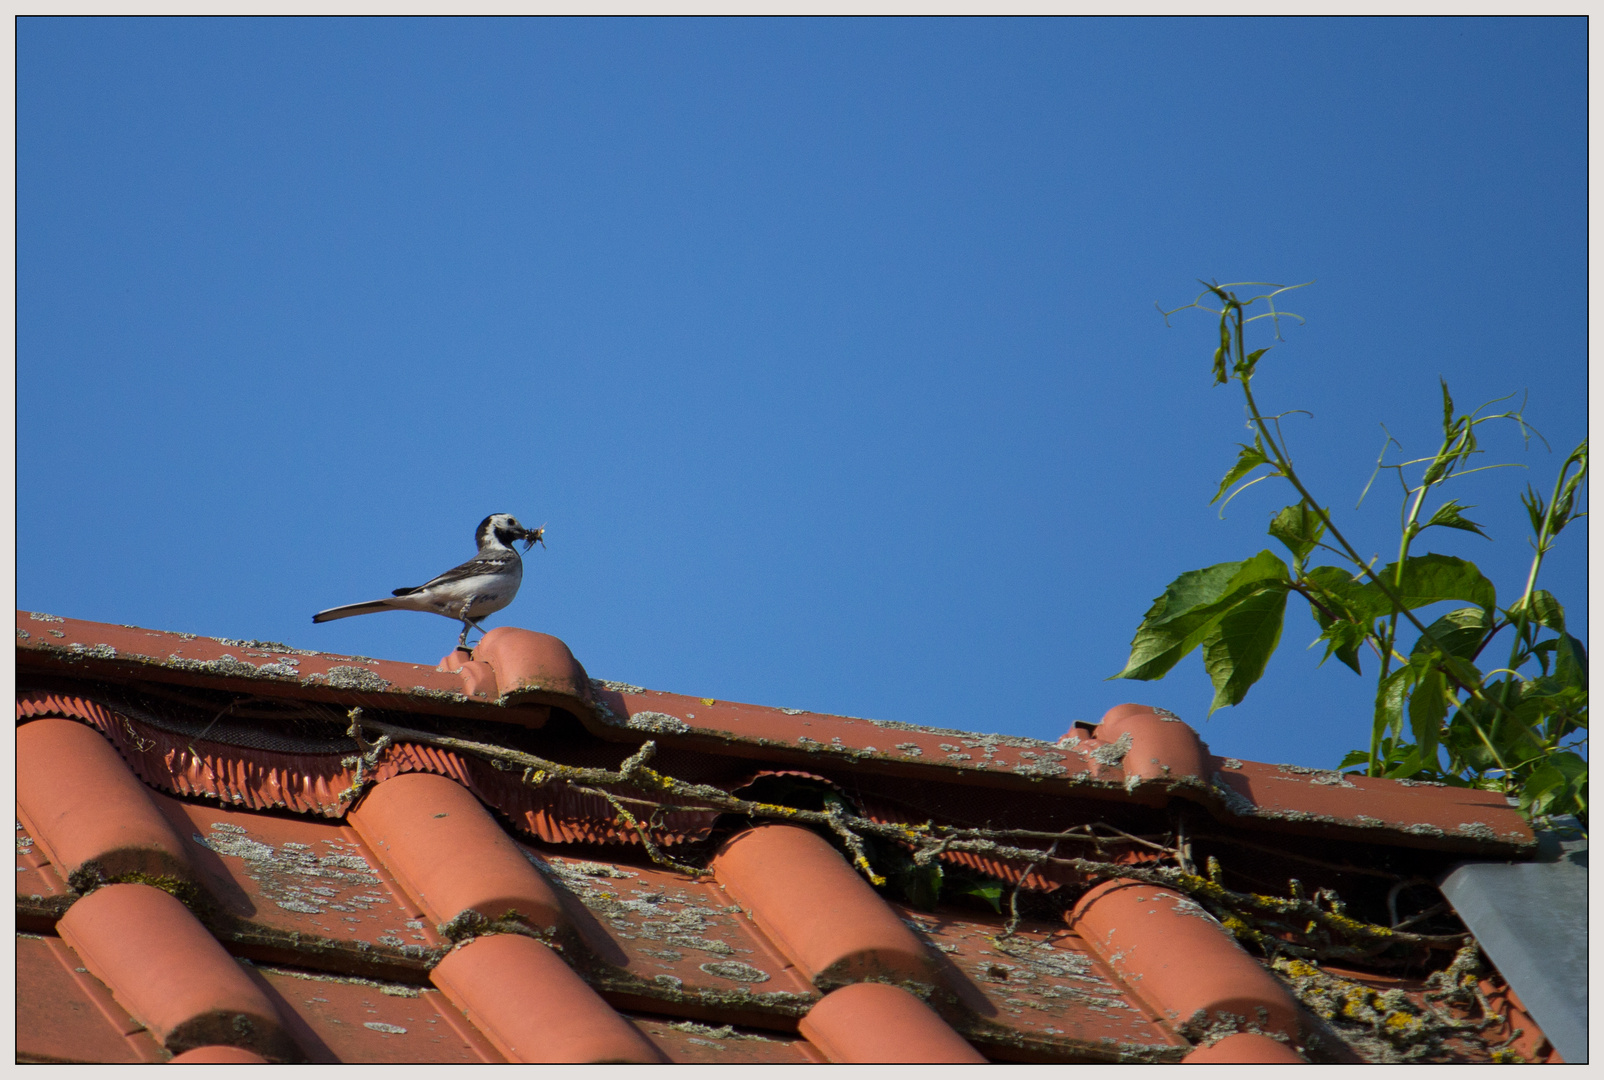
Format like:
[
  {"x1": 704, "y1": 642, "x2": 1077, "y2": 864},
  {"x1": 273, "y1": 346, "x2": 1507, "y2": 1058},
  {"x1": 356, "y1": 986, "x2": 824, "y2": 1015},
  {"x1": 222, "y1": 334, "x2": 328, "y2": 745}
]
[{"x1": 313, "y1": 513, "x2": 545, "y2": 649}]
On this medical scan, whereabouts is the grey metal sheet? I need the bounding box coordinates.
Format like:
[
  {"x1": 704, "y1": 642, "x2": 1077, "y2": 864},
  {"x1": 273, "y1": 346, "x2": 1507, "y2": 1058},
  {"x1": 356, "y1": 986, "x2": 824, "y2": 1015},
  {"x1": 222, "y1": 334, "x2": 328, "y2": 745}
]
[{"x1": 1438, "y1": 819, "x2": 1587, "y2": 1064}]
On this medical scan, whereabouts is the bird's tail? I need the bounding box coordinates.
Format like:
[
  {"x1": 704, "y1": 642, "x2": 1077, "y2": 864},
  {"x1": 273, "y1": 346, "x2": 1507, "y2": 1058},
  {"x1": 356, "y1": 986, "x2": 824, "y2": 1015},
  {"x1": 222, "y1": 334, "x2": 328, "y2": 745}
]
[{"x1": 312, "y1": 599, "x2": 398, "y2": 624}]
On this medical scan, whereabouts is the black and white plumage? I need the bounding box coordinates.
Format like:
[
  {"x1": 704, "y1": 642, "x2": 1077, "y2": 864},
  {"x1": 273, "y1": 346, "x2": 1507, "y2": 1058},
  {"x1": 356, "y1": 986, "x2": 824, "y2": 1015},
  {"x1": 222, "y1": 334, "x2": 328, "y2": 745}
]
[{"x1": 313, "y1": 514, "x2": 545, "y2": 648}]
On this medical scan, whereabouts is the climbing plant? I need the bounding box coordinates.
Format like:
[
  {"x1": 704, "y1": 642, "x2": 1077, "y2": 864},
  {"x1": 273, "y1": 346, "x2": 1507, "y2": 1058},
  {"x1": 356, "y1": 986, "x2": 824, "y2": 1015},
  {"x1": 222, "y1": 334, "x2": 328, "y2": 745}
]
[{"x1": 1113, "y1": 282, "x2": 1587, "y2": 822}]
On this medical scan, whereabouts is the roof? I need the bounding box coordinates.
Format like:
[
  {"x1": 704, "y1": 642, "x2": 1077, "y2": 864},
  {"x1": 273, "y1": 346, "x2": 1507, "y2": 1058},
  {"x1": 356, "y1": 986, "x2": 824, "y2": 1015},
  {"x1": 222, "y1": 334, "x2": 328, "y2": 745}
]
[{"x1": 15, "y1": 611, "x2": 1567, "y2": 1064}]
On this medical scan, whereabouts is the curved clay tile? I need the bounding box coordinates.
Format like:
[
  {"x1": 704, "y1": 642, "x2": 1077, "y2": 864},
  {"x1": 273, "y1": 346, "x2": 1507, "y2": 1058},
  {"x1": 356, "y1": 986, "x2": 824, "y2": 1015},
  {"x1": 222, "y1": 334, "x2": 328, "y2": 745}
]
[
  {"x1": 711, "y1": 823, "x2": 938, "y2": 990},
  {"x1": 1068, "y1": 879, "x2": 1301, "y2": 1041},
  {"x1": 56, "y1": 883, "x2": 297, "y2": 1061},
  {"x1": 429, "y1": 933, "x2": 665, "y2": 1063},
  {"x1": 469, "y1": 627, "x2": 593, "y2": 705},
  {"x1": 169, "y1": 1045, "x2": 272, "y2": 1064},
  {"x1": 798, "y1": 981, "x2": 986, "y2": 1064},
  {"x1": 17, "y1": 717, "x2": 195, "y2": 891},
  {"x1": 1092, "y1": 704, "x2": 1212, "y2": 782},
  {"x1": 1182, "y1": 1032, "x2": 1307, "y2": 1063},
  {"x1": 20, "y1": 691, "x2": 719, "y2": 844},
  {"x1": 436, "y1": 655, "x2": 502, "y2": 701},
  {"x1": 348, "y1": 771, "x2": 568, "y2": 935}
]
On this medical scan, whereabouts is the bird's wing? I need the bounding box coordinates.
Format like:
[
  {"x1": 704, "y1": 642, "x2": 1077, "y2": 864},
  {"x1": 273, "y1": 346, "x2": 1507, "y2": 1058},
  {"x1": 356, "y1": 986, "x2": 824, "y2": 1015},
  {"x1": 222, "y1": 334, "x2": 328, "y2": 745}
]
[{"x1": 397, "y1": 550, "x2": 520, "y2": 595}]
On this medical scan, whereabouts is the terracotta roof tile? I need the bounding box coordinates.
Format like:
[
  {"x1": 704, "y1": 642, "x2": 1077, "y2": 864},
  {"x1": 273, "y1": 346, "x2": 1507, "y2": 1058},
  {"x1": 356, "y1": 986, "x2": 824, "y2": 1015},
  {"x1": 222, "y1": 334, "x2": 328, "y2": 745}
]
[
  {"x1": 18, "y1": 717, "x2": 196, "y2": 893},
  {"x1": 468, "y1": 626, "x2": 594, "y2": 705},
  {"x1": 17, "y1": 933, "x2": 167, "y2": 1063},
  {"x1": 16, "y1": 613, "x2": 549, "y2": 726},
  {"x1": 1182, "y1": 1031, "x2": 1307, "y2": 1063},
  {"x1": 347, "y1": 771, "x2": 567, "y2": 935},
  {"x1": 627, "y1": 1015, "x2": 824, "y2": 1063},
  {"x1": 168, "y1": 1045, "x2": 271, "y2": 1063},
  {"x1": 712, "y1": 823, "x2": 938, "y2": 990},
  {"x1": 799, "y1": 981, "x2": 988, "y2": 1063},
  {"x1": 894, "y1": 905, "x2": 1189, "y2": 1061},
  {"x1": 1069, "y1": 879, "x2": 1301, "y2": 1041},
  {"x1": 142, "y1": 787, "x2": 446, "y2": 978},
  {"x1": 254, "y1": 965, "x2": 504, "y2": 1063},
  {"x1": 56, "y1": 882, "x2": 297, "y2": 1060},
  {"x1": 15, "y1": 612, "x2": 1561, "y2": 1064},
  {"x1": 18, "y1": 613, "x2": 1535, "y2": 855},
  {"x1": 430, "y1": 932, "x2": 666, "y2": 1063},
  {"x1": 528, "y1": 849, "x2": 821, "y2": 1021},
  {"x1": 16, "y1": 816, "x2": 77, "y2": 929}
]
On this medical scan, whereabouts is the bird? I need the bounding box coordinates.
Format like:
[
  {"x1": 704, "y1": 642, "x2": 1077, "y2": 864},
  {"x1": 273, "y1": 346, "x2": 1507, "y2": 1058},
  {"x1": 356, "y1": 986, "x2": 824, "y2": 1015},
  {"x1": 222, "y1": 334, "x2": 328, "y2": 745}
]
[{"x1": 313, "y1": 513, "x2": 545, "y2": 649}]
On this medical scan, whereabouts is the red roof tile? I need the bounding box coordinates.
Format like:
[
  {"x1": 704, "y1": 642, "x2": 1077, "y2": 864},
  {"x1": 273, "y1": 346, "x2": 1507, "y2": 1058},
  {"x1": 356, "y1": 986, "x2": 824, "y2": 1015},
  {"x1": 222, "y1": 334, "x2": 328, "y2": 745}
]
[
  {"x1": 56, "y1": 882, "x2": 296, "y2": 1059},
  {"x1": 168, "y1": 1044, "x2": 271, "y2": 1063},
  {"x1": 347, "y1": 771, "x2": 567, "y2": 935},
  {"x1": 712, "y1": 823, "x2": 938, "y2": 989},
  {"x1": 1183, "y1": 1031, "x2": 1307, "y2": 1063},
  {"x1": 431, "y1": 932, "x2": 665, "y2": 1063},
  {"x1": 17, "y1": 934, "x2": 167, "y2": 1063},
  {"x1": 1069, "y1": 879, "x2": 1300, "y2": 1040},
  {"x1": 799, "y1": 981, "x2": 988, "y2": 1063},
  {"x1": 15, "y1": 612, "x2": 1557, "y2": 1064},
  {"x1": 18, "y1": 717, "x2": 196, "y2": 892}
]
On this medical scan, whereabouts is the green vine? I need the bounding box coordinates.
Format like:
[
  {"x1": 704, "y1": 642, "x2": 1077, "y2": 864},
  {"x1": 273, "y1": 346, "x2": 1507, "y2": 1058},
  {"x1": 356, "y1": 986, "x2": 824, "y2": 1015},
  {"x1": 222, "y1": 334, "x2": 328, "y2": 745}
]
[{"x1": 1116, "y1": 281, "x2": 1586, "y2": 821}]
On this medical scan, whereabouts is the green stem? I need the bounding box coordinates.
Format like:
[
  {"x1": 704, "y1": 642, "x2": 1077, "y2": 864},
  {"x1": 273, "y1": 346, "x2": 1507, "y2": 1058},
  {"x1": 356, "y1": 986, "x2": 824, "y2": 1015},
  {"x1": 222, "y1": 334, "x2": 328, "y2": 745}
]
[
  {"x1": 1490, "y1": 448, "x2": 1583, "y2": 781},
  {"x1": 1233, "y1": 331, "x2": 1514, "y2": 776}
]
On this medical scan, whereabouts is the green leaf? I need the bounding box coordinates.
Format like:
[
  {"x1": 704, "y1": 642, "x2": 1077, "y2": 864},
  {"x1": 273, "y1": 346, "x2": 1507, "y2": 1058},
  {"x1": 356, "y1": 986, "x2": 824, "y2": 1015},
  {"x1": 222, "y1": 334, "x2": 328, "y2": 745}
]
[
  {"x1": 1212, "y1": 442, "x2": 1274, "y2": 505},
  {"x1": 1319, "y1": 620, "x2": 1368, "y2": 675},
  {"x1": 1516, "y1": 752, "x2": 1585, "y2": 819},
  {"x1": 1509, "y1": 590, "x2": 1565, "y2": 634},
  {"x1": 1555, "y1": 633, "x2": 1588, "y2": 690},
  {"x1": 1519, "y1": 763, "x2": 1567, "y2": 817},
  {"x1": 948, "y1": 877, "x2": 1004, "y2": 913},
  {"x1": 900, "y1": 860, "x2": 943, "y2": 911},
  {"x1": 1421, "y1": 500, "x2": 1490, "y2": 540},
  {"x1": 1268, "y1": 503, "x2": 1327, "y2": 564},
  {"x1": 1111, "y1": 552, "x2": 1290, "y2": 681},
  {"x1": 1306, "y1": 565, "x2": 1390, "y2": 624},
  {"x1": 1383, "y1": 744, "x2": 1430, "y2": 780},
  {"x1": 1407, "y1": 662, "x2": 1448, "y2": 762},
  {"x1": 1410, "y1": 607, "x2": 1492, "y2": 663},
  {"x1": 1303, "y1": 565, "x2": 1384, "y2": 674},
  {"x1": 1362, "y1": 554, "x2": 1497, "y2": 615},
  {"x1": 1440, "y1": 377, "x2": 1455, "y2": 439},
  {"x1": 1338, "y1": 749, "x2": 1370, "y2": 770},
  {"x1": 1521, "y1": 484, "x2": 1548, "y2": 538},
  {"x1": 1239, "y1": 347, "x2": 1269, "y2": 378},
  {"x1": 1373, "y1": 667, "x2": 1411, "y2": 748},
  {"x1": 1201, "y1": 585, "x2": 1289, "y2": 712}
]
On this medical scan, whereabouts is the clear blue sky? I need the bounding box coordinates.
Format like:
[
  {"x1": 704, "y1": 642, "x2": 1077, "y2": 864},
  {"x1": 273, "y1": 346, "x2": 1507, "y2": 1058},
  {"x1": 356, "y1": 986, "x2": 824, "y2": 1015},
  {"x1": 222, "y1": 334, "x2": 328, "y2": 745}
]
[{"x1": 19, "y1": 17, "x2": 1586, "y2": 770}]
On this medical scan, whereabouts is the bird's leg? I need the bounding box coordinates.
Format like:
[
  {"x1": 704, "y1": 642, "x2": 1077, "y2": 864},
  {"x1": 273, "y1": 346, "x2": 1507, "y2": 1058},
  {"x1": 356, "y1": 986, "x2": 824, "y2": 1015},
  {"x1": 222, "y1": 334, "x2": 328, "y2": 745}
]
[{"x1": 457, "y1": 598, "x2": 491, "y2": 652}]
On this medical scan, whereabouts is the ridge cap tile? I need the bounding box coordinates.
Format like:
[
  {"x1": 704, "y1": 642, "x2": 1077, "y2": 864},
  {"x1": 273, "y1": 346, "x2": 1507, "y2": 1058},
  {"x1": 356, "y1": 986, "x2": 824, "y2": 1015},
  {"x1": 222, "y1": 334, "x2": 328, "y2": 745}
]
[
  {"x1": 472, "y1": 626, "x2": 592, "y2": 705},
  {"x1": 55, "y1": 882, "x2": 299, "y2": 1061},
  {"x1": 17, "y1": 612, "x2": 1537, "y2": 855}
]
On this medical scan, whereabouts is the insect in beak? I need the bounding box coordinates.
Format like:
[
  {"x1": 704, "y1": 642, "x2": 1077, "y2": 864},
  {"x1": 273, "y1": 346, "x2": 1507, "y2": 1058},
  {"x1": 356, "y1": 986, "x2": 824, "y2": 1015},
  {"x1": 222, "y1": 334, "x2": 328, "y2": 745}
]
[{"x1": 524, "y1": 526, "x2": 546, "y2": 551}]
